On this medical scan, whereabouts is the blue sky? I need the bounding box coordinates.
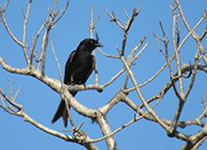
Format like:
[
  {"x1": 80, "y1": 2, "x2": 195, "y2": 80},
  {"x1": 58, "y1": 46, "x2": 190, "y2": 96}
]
[{"x1": 0, "y1": 0, "x2": 207, "y2": 149}]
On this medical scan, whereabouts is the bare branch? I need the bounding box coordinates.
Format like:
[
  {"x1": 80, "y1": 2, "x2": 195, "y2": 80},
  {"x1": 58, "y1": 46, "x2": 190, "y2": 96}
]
[
  {"x1": 0, "y1": 88, "x2": 22, "y2": 110},
  {"x1": 199, "y1": 15, "x2": 207, "y2": 40},
  {"x1": 87, "y1": 5, "x2": 101, "y2": 86},
  {"x1": 22, "y1": 0, "x2": 32, "y2": 64},
  {"x1": 97, "y1": 48, "x2": 120, "y2": 59},
  {"x1": 103, "y1": 68, "x2": 125, "y2": 87},
  {"x1": 172, "y1": 3, "x2": 185, "y2": 100},
  {"x1": 52, "y1": 0, "x2": 70, "y2": 26},
  {"x1": 177, "y1": 13, "x2": 207, "y2": 52},
  {"x1": 0, "y1": 6, "x2": 24, "y2": 47},
  {"x1": 184, "y1": 47, "x2": 200, "y2": 99},
  {"x1": 1, "y1": 0, "x2": 10, "y2": 13},
  {"x1": 50, "y1": 40, "x2": 63, "y2": 83},
  {"x1": 120, "y1": 7, "x2": 141, "y2": 56},
  {"x1": 95, "y1": 110, "x2": 117, "y2": 150},
  {"x1": 39, "y1": 0, "x2": 59, "y2": 75},
  {"x1": 131, "y1": 41, "x2": 149, "y2": 62},
  {"x1": 30, "y1": 16, "x2": 49, "y2": 69},
  {"x1": 123, "y1": 9, "x2": 130, "y2": 20},
  {"x1": 123, "y1": 37, "x2": 148, "y2": 89},
  {"x1": 104, "y1": 8, "x2": 125, "y2": 30}
]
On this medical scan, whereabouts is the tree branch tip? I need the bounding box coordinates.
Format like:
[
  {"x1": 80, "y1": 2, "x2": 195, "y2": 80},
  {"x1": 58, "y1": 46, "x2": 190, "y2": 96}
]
[
  {"x1": 1, "y1": 0, "x2": 10, "y2": 13},
  {"x1": 48, "y1": 7, "x2": 52, "y2": 14},
  {"x1": 21, "y1": 8, "x2": 26, "y2": 18},
  {"x1": 124, "y1": 9, "x2": 130, "y2": 19},
  {"x1": 202, "y1": 10, "x2": 207, "y2": 18},
  {"x1": 168, "y1": 4, "x2": 177, "y2": 10},
  {"x1": 134, "y1": 6, "x2": 142, "y2": 15},
  {"x1": 168, "y1": 5, "x2": 173, "y2": 10},
  {"x1": 76, "y1": 122, "x2": 84, "y2": 131},
  {"x1": 63, "y1": 129, "x2": 73, "y2": 133}
]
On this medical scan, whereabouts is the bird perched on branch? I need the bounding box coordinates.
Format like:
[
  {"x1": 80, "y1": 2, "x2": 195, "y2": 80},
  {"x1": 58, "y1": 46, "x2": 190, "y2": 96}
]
[{"x1": 51, "y1": 37, "x2": 103, "y2": 127}]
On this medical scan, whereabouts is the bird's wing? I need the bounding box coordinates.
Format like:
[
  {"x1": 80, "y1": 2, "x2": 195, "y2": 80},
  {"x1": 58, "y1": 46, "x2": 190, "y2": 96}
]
[
  {"x1": 79, "y1": 55, "x2": 95, "y2": 84},
  {"x1": 64, "y1": 50, "x2": 76, "y2": 84}
]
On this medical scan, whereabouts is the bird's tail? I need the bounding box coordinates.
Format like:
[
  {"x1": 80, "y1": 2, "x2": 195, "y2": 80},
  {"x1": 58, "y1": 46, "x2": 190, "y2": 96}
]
[
  {"x1": 51, "y1": 91, "x2": 77, "y2": 127},
  {"x1": 51, "y1": 99, "x2": 68, "y2": 127}
]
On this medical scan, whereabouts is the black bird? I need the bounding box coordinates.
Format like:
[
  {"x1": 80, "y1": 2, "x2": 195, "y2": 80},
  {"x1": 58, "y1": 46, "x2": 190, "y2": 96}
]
[{"x1": 51, "y1": 38, "x2": 103, "y2": 127}]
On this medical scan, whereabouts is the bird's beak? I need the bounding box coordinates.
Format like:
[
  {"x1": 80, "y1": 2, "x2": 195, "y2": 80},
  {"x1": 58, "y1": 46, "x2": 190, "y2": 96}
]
[{"x1": 95, "y1": 43, "x2": 103, "y2": 47}]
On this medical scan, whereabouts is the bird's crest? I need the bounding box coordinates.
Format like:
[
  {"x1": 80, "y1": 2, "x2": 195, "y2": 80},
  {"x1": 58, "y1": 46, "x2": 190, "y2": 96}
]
[{"x1": 95, "y1": 32, "x2": 99, "y2": 42}]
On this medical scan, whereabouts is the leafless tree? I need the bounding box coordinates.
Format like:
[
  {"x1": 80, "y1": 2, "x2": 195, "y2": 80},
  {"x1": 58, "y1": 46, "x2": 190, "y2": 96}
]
[{"x1": 0, "y1": 0, "x2": 207, "y2": 149}]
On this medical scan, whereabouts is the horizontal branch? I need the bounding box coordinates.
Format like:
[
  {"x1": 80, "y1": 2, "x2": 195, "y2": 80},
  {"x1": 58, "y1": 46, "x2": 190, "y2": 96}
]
[
  {"x1": 67, "y1": 84, "x2": 104, "y2": 93},
  {"x1": 0, "y1": 56, "x2": 62, "y2": 93}
]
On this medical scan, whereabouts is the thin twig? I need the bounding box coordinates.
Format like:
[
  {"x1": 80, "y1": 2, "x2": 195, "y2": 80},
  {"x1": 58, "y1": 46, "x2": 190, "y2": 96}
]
[
  {"x1": 104, "y1": 8, "x2": 125, "y2": 30},
  {"x1": 184, "y1": 44, "x2": 200, "y2": 99},
  {"x1": 30, "y1": 16, "x2": 49, "y2": 69},
  {"x1": 22, "y1": 0, "x2": 32, "y2": 65},
  {"x1": 40, "y1": 0, "x2": 59, "y2": 76},
  {"x1": 1, "y1": 0, "x2": 10, "y2": 13},
  {"x1": 177, "y1": 14, "x2": 207, "y2": 52},
  {"x1": 131, "y1": 42, "x2": 149, "y2": 62},
  {"x1": 0, "y1": 88, "x2": 22, "y2": 110},
  {"x1": 13, "y1": 87, "x2": 21, "y2": 101},
  {"x1": 52, "y1": 0, "x2": 70, "y2": 26},
  {"x1": 8, "y1": 80, "x2": 13, "y2": 99},
  {"x1": 96, "y1": 48, "x2": 120, "y2": 59},
  {"x1": 88, "y1": 5, "x2": 100, "y2": 85},
  {"x1": 103, "y1": 68, "x2": 125, "y2": 87},
  {"x1": 124, "y1": 9, "x2": 130, "y2": 20},
  {"x1": 50, "y1": 40, "x2": 63, "y2": 83},
  {"x1": 123, "y1": 36, "x2": 146, "y2": 89},
  {"x1": 120, "y1": 8, "x2": 141, "y2": 56},
  {"x1": 171, "y1": 4, "x2": 185, "y2": 99},
  {"x1": 0, "y1": 6, "x2": 24, "y2": 47}
]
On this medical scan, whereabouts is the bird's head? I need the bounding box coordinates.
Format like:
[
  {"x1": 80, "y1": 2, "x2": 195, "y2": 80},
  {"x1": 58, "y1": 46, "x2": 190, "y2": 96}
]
[{"x1": 77, "y1": 38, "x2": 103, "y2": 53}]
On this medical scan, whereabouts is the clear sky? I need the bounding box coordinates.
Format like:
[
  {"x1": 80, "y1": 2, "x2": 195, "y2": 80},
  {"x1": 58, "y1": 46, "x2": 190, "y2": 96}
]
[{"x1": 0, "y1": 0, "x2": 207, "y2": 149}]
